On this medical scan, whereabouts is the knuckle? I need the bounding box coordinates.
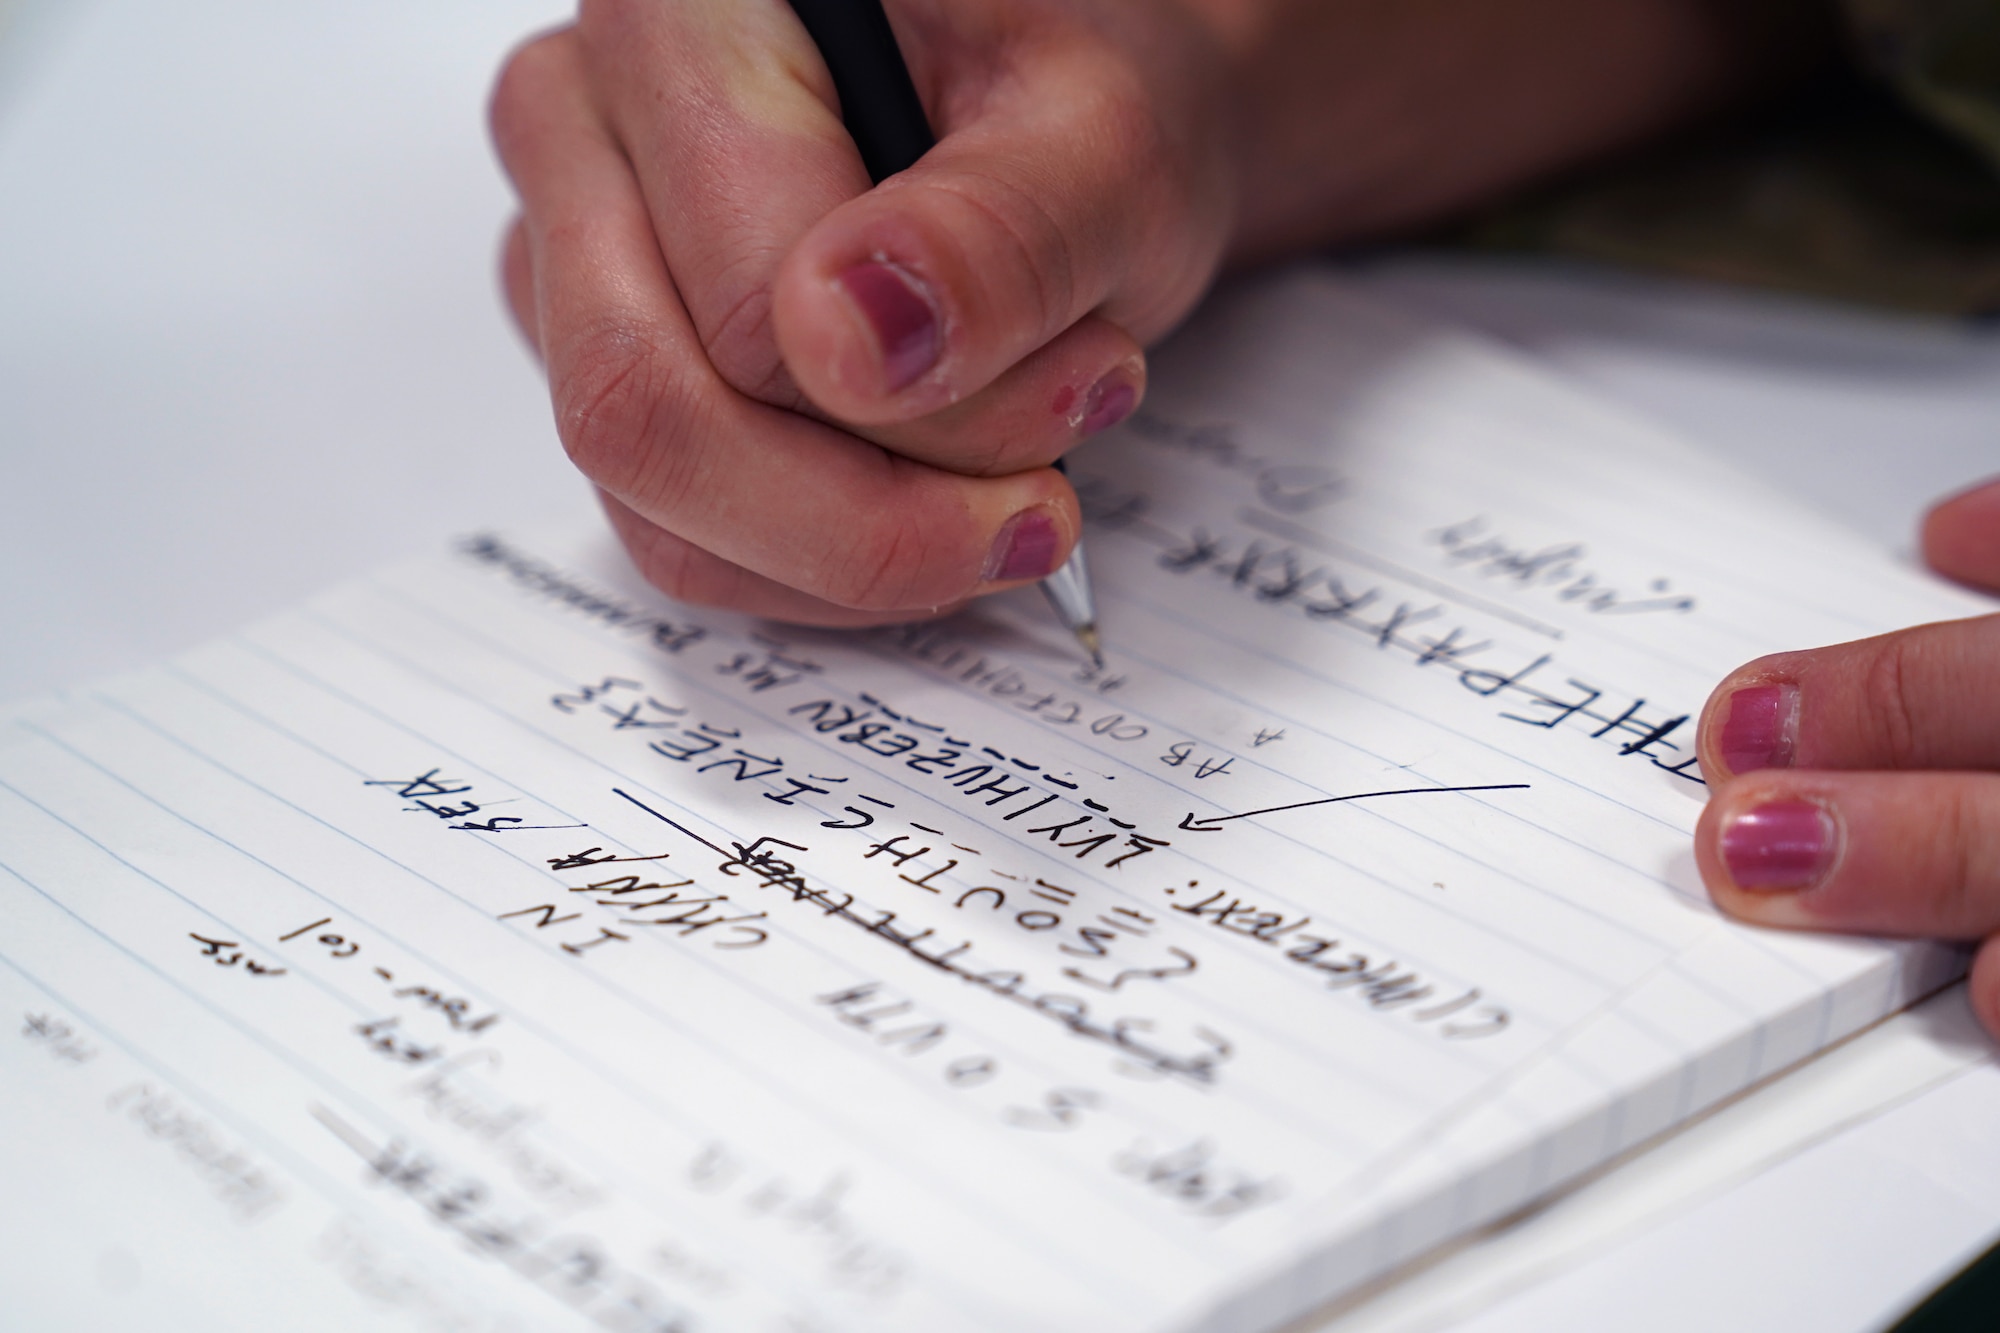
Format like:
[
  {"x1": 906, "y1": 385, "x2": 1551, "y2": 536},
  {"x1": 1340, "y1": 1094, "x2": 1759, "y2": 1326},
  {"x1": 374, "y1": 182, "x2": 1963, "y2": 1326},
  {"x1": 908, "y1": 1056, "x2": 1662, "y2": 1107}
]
[
  {"x1": 1858, "y1": 632, "x2": 1925, "y2": 767},
  {"x1": 553, "y1": 321, "x2": 703, "y2": 508},
  {"x1": 553, "y1": 322, "x2": 657, "y2": 477}
]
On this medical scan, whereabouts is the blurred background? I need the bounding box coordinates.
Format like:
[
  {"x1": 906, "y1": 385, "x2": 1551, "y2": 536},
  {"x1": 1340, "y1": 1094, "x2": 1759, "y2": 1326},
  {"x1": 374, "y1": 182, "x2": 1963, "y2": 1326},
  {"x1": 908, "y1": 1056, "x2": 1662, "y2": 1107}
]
[{"x1": 0, "y1": 0, "x2": 576, "y2": 702}]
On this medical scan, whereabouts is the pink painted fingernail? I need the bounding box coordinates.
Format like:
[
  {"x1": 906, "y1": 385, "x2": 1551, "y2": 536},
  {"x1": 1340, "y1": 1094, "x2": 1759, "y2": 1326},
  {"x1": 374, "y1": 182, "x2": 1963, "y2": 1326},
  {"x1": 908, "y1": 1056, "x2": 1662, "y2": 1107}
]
[
  {"x1": 835, "y1": 260, "x2": 940, "y2": 392},
  {"x1": 1079, "y1": 371, "x2": 1139, "y2": 437},
  {"x1": 1722, "y1": 800, "x2": 1837, "y2": 891},
  {"x1": 984, "y1": 509, "x2": 1060, "y2": 583},
  {"x1": 1718, "y1": 683, "x2": 1798, "y2": 774}
]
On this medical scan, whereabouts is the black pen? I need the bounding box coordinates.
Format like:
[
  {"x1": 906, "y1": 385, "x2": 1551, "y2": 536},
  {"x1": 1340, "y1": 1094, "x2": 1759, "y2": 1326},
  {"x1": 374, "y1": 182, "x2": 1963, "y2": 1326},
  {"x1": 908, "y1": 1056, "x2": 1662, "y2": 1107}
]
[{"x1": 784, "y1": 0, "x2": 1105, "y2": 667}]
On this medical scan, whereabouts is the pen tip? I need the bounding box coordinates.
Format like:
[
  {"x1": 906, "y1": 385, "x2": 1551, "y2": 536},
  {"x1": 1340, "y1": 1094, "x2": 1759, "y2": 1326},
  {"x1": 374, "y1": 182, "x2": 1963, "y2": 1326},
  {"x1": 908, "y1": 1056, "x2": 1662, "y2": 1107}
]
[{"x1": 1075, "y1": 624, "x2": 1104, "y2": 669}]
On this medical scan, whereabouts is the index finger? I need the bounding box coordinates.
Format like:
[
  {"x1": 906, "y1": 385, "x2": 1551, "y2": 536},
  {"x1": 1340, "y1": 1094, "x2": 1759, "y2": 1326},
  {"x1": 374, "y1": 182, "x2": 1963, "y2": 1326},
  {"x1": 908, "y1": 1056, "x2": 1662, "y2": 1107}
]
[{"x1": 1697, "y1": 614, "x2": 2000, "y2": 780}]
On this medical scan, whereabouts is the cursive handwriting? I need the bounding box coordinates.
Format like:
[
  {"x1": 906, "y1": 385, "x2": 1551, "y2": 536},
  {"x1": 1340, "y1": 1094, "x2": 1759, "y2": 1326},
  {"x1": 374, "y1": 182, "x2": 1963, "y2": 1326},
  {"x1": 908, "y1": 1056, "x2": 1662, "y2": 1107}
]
[
  {"x1": 615, "y1": 789, "x2": 1234, "y2": 1088},
  {"x1": 1430, "y1": 517, "x2": 1696, "y2": 615}
]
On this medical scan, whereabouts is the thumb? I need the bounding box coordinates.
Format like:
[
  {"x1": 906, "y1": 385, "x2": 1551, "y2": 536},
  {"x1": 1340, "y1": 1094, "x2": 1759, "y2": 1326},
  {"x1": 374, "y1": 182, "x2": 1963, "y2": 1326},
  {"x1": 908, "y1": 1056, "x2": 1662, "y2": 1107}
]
[{"x1": 771, "y1": 34, "x2": 1229, "y2": 426}]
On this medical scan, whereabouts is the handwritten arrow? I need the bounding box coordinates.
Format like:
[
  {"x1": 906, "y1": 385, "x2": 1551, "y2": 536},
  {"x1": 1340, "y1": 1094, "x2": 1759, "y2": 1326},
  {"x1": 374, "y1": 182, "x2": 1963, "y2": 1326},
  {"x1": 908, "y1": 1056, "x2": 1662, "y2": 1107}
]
[{"x1": 1178, "y1": 783, "x2": 1531, "y2": 832}]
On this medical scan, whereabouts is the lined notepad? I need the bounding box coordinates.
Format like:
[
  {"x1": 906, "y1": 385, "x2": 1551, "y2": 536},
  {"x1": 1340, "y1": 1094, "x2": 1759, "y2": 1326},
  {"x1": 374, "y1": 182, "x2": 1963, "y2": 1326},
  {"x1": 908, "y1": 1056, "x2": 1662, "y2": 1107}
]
[{"x1": 3, "y1": 269, "x2": 1988, "y2": 1333}]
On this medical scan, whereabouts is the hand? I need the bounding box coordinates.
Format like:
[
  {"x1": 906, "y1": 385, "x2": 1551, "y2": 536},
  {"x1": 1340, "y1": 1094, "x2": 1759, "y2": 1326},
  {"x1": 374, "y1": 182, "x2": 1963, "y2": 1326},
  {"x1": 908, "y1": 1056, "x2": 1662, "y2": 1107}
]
[
  {"x1": 490, "y1": 0, "x2": 1236, "y2": 625},
  {"x1": 1694, "y1": 478, "x2": 2000, "y2": 1035},
  {"x1": 491, "y1": 0, "x2": 1810, "y2": 623}
]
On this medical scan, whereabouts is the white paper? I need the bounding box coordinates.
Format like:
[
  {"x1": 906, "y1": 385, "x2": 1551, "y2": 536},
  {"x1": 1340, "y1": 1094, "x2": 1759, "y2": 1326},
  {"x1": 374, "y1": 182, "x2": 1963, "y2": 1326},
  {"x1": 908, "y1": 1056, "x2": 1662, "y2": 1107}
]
[
  {"x1": 3, "y1": 269, "x2": 1989, "y2": 1333},
  {"x1": 1435, "y1": 1058, "x2": 2000, "y2": 1333}
]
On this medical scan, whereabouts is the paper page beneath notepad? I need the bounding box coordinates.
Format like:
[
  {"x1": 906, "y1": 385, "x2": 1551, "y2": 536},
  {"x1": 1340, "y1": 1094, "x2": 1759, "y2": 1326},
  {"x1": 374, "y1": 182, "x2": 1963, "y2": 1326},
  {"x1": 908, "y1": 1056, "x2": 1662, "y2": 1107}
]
[{"x1": 1, "y1": 269, "x2": 1987, "y2": 1333}]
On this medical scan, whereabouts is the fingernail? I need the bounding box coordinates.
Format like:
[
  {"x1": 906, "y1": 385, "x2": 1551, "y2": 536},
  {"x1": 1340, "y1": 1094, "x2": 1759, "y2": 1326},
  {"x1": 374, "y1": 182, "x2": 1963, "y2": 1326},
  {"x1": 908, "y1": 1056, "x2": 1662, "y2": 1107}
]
[
  {"x1": 834, "y1": 260, "x2": 940, "y2": 392},
  {"x1": 1079, "y1": 368, "x2": 1139, "y2": 437},
  {"x1": 984, "y1": 508, "x2": 1060, "y2": 583},
  {"x1": 1722, "y1": 800, "x2": 1838, "y2": 891},
  {"x1": 1718, "y1": 683, "x2": 1798, "y2": 775}
]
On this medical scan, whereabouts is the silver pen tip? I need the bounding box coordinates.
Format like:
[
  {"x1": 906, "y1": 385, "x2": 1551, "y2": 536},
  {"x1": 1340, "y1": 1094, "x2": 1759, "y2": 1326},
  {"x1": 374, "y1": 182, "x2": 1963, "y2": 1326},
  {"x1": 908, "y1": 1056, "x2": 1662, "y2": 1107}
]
[{"x1": 1074, "y1": 623, "x2": 1104, "y2": 670}]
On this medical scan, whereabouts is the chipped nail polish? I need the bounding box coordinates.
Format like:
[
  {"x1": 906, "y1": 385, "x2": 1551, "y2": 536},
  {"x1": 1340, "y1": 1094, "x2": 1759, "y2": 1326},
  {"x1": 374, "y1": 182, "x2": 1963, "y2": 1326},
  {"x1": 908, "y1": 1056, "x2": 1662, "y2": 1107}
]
[
  {"x1": 984, "y1": 509, "x2": 1059, "y2": 583},
  {"x1": 1722, "y1": 800, "x2": 1837, "y2": 891},
  {"x1": 834, "y1": 259, "x2": 940, "y2": 393},
  {"x1": 1080, "y1": 374, "x2": 1138, "y2": 437},
  {"x1": 1718, "y1": 683, "x2": 1798, "y2": 775}
]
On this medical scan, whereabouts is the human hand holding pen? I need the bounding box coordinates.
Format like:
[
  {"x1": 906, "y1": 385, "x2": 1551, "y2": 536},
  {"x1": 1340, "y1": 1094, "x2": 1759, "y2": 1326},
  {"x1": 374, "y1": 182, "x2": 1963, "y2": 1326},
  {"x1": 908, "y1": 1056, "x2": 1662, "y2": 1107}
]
[
  {"x1": 488, "y1": 0, "x2": 1222, "y2": 626},
  {"x1": 489, "y1": 0, "x2": 1819, "y2": 626}
]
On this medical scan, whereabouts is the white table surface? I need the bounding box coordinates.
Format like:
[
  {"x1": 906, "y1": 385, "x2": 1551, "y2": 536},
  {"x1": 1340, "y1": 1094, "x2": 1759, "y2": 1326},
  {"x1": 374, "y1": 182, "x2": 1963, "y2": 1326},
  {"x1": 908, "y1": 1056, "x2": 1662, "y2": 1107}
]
[{"x1": 4, "y1": 3, "x2": 1998, "y2": 1330}]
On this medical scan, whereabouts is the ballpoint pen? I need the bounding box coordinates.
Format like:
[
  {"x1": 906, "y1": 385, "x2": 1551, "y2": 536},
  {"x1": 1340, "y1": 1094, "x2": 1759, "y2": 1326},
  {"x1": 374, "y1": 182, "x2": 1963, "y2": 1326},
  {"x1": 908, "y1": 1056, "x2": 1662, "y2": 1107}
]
[{"x1": 784, "y1": 0, "x2": 1106, "y2": 667}]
